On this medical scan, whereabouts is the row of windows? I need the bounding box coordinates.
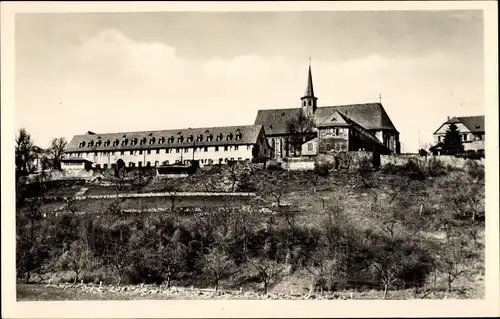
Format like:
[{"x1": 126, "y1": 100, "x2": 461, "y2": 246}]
[
  {"x1": 437, "y1": 133, "x2": 484, "y2": 142},
  {"x1": 78, "y1": 132, "x2": 244, "y2": 148},
  {"x1": 68, "y1": 145, "x2": 251, "y2": 158},
  {"x1": 94, "y1": 158, "x2": 251, "y2": 169}
]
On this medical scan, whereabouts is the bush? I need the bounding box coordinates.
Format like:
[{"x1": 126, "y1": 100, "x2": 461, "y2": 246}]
[
  {"x1": 314, "y1": 161, "x2": 331, "y2": 177},
  {"x1": 266, "y1": 161, "x2": 283, "y2": 171}
]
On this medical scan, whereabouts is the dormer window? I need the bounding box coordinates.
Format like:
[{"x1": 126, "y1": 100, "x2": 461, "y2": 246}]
[
  {"x1": 177, "y1": 136, "x2": 184, "y2": 143},
  {"x1": 95, "y1": 140, "x2": 102, "y2": 147},
  {"x1": 131, "y1": 138, "x2": 138, "y2": 146},
  {"x1": 159, "y1": 137, "x2": 165, "y2": 144},
  {"x1": 79, "y1": 141, "x2": 86, "y2": 148},
  {"x1": 113, "y1": 139, "x2": 119, "y2": 146},
  {"x1": 197, "y1": 134, "x2": 203, "y2": 142},
  {"x1": 104, "y1": 140, "x2": 110, "y2": 147},
  {"x1": 140, "y1": 137, "x2": 147, "y2": 145},
  {"x1": 475, "y1": 124, "x2": 480, "y2": 129},
  {"x1": 187, "y1": 135, "x2": 194, "y2": 143},
  {"x1": 88, "y1": 140, "x2": 94, "y2": 147},
  {"x1": 122, "y1": 139, "x2": 128, "y2": 146},
  {"x1": 227, "y1": 133, "x2": 233, "y2": 141},
  {"x1": 207, "y1": 134, "x2": 213, "y2": 142},
  {"x1": 168, "y1": 136, "x2": 174, "y2": 144},
  {"x1": 235, "y1": 132, "x2": 242, "y2": 141},
  {"x1": 216, "y1": 133, "x2": 223, "y2": 141},
  {"x1": 149, "y1": 137, "x2": 156, "y2": 144}
]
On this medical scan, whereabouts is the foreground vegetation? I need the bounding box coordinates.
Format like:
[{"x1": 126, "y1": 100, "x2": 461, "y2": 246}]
[{"x1": 16, "y1": 158, "x2": 485, "y2": 300}]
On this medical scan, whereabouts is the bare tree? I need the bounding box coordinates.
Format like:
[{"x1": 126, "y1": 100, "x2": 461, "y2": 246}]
[
  {"x1": 247, "y1": 257, "x2": 284, "y2": 294},
  {"x1": 253, "y1": 170, "x2": 292, "y2": 207},
  {"x1": 155, "y1": 241, "x2": 188, "y2": 289},
  {"x1": 436, "y1": 221, "x2": 468, "y2": 292},
  {"x1": 57, "y1": 240, "x2": 93, "y2": 283},
  {"x1": 49, "y1": 137, "x2": 68, "y2": 170},
  {"x1": 287, "y1": 111, "x2": 315, "y2": 156},
  {"x1": 201, "y1": 247, "x2": 237, "y2": 291}
]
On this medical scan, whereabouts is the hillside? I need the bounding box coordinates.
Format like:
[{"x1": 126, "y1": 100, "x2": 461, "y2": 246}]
[{"x1": 16, "y1": 159, "x2": 485, "y2": 300}]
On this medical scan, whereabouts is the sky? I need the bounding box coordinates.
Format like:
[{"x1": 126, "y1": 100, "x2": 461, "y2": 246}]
[{"x1": 15, "y1": 10, "x2": 484, "y2": 153}]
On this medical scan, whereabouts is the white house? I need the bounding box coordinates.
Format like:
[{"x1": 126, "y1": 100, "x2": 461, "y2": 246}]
[
  {"x1": 432, "y1": 115, "x2": 485, "y2": 155},
  {"x1": 64, "y1": 125, "x2": 271, "y2": 170}
]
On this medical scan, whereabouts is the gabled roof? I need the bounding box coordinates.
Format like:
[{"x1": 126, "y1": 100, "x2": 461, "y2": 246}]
[
  {"x1": 254, "y1": 102, "x2": 398, "y2": 135},
  {"x1": 434, "y1": 115, "x2": 485, "y2": 134},
  {"x1": 66, "y1": 125, "x2": 264, "y2": 153}
]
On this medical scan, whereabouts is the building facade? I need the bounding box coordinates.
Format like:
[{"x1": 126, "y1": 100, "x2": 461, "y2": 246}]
[
  {"x1": 254, "y1": 64, "x2": 401, "y2": 158},
  {"x1": 64, "y1": 125, "x2": 271, "y2": 169},
  {"x1": 431, "y1": 116, "x2": 485, "y2": 155}
]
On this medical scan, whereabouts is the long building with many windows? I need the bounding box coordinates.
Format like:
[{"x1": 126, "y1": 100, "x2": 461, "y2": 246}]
[{"x1": 63, "y1": 125, "x2": 271, "y2": 169}]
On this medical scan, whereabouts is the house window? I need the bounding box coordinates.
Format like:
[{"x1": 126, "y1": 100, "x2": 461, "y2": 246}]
[
  {"x1": 96, "y1": 140, "x2": 102, "y2": 147},
  {"x1": 140, "y1": 138, "x2": 146, "y2": 145},
  {"x1": 121, "y1": 151, "x2": 125, "y2": 155},
  {"x1": 197, "y1": 134, "x2": 203, "y2": 142},
  {"x1": 224, "y1": 146, "x2": 229, "y2": 151},
  {"x1": 113, "y1": 139, "x2": 119, "y2": 146},
  {"x1": 138, "y1": 161, "x2": 142, "y2": 167},
  {"x1": 308, "y1": 143, "x2": 313, "y2": 151},
  {"x1": 147, "y1": 150, "x2": 151, "y2": 154},
  {"x1": 122, "y1": 139, "x2": 128, "y2": 146},
  {"x1": 139, "y1": 150, "x2": 143, "y2": 155},
  {"x1": 79, "y1": 141, "x2": 86, "y2": 148},
  {"x1": 215, "y1": 146, "x2": 219, "y2": 152},
  {"x1": 132, "y1": 138, "x2": 138, "y2": 145},
  {"x1": 227, "y1": 133, "x2": 233, "y2": 141},
  {"x1": 103, "y1": 164, "x2": 108, "y2": 169},
  {"x1": 235, "y1": 145, "x2": 239, "y2": 150},
  {"x1": 184, "y1": 148, "x2": 189, "y2": 153},
  {"x1": 236, "y1": 132, "x2": 242, "y2": 140},
  {"x1": 216, "y1": 134, "x2": 223, "y2": 141},
  {"x1": 159, "y1": 137, "x2": 165, "y2": 144},
  {"x1": 247, "y1": 145, "x2": 251, "y2": 150},
  {"x1": 204, "y1": 147, "x2": 208, "y2": 152},
  {"x1": 146, "y1": 161, "x2": 151, "y2": 167},
  {"x1": 177, "y1": 136, "x2": 184, "y2": 143},
  {"x1": 104, "y1": 140, "x2": 110, "y2": 147},
  {"x1": 187, "y1": 135, "x2": 194, "y2": 143},
  {"x1": 462, "y1": 134, "x2": 468, "y2": 141},
  {"x1": 88, "y1": 141, "x2": 94, "y2": 147},
  {"x1": 165, "y1": 149, "x2": 169, "y2": 154},
  {"x1": 129, "y1": 162, "x2": 134, "y2": 167},
  {"x1": 207, "y1": 134, "x2": 213, "y2": 142},
  {"x1": 176, "y1": 148, "x2": 180, "y2": 153},
  {"x1": 130, "y1": 151, "x2": 134, "y2": 155},
  {"x1": 94, "y1": 152, "x2": 98, "y2": 156},
  {"x1": 149, "y1": 137, "x2": 156, "y2": 144},
  {"x1": 155, "y1": 161, "x2": 159, "y2": 167},
  {"x1": 156, "y1": 149, "x2": 160, "y2": 154}
]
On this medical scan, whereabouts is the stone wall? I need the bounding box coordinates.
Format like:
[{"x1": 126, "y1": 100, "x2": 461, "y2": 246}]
[{"x1": 381, "y1": 154, "x2": 485, "y2": 169}]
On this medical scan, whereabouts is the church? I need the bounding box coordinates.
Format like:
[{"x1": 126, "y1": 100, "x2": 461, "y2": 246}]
[{"x1": 254, "y1": 64, "x2": 401, "y2": 159}]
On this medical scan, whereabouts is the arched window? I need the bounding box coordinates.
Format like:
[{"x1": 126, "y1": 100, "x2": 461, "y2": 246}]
[
  {"x1": 168, "y1": 136, "x2": 174, "y2": 144},
  {"x1": 88, "y1": 140, "x2": 94, "y2": 147},
  {"x1": 177, "y1": 136, "x2": 184, "y2": 143},
  {"x1": 104, "y1": 140, "x2": 110, "y2": 147},
  {"x1": 216, "y1": 133, "x2": 223, "y2": 141},
  {"x1": 227, "y1": 133, "x2": 233, "y2": 141},
  {"x1": 113, "y1": 139, "x2": 119, "y2": 146},
  {"x1": 159, "y1": 137, "x2": 165, "y2": 144},
  {"x1": 197, "y1": 134, "x2": 203, "y2": 142},
  {"x1": 140, "y1": 137, "x2": 147, "y2": 145},
  {"x1": 207, "y1": 134, "x2": 213, "y2": 142},
  {"x1": 187, "y1": 135, "x2": 194, "y2": 143},
  {"x1": 131, "y1": 138, "x2": 138, "y2": 146},
  {"x1": 122, "y1": 139, "x2": 128, "y2": 146},
  {"x1": 235, "y1": 132, "x2": 242, "y2": 141},
  {"x1": 96, "y1": 140, "x2": 102, "y2": 147},
  {"x1": 79, "y1": 141, "x2": 86, "y2": 148},
  {"x1": 149, "y1": 137, "x2": 156, "y2": 145}
]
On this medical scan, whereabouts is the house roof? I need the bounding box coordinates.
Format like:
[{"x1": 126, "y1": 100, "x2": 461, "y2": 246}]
[
  {"x1": 254, "y1": 103, "x2": 398, "y2": 136},
  {"x1": 62, "y1": 157, "x2": 94, "y2": 163},
  {"x1": 65, "y1": 125, "x2": 264, "y2": 153},
  {"x1": 434, "y1": 115, "x2": 485, "y2": 134}
]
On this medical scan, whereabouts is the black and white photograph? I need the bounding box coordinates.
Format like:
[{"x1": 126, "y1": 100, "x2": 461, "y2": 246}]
[{"x1": 1, "y1": 1, "x2": 498, "y2": 318}]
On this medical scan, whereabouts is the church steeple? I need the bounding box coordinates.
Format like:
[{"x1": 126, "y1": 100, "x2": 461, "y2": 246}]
[{"x1": 301, "y1": 58, "x2": 317, "y2": 117}]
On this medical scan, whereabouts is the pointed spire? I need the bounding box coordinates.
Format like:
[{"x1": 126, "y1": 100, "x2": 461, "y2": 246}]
[{"x1": 304, "y1": 58, "x2": 315, "y2": 97}]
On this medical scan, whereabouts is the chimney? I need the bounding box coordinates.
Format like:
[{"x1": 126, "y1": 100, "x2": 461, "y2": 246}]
[{"x1": 447, "y1": 116, "x2": 450, "y2": 120}]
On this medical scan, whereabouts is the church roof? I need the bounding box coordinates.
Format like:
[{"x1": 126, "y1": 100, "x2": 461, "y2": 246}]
[
  {"x1": 66, "y1": 125, "x2": 265, "y2": 152},
  {"x1": 254, "y1": 103, "x2": 398, "y2": 136}
]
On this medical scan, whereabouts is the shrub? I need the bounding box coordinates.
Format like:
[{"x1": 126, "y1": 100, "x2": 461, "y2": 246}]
[
  {"x1": 314, "y1": 161, "x2": 331, "y2": 177},
  {"x1": 266, "y1": 161, "x2": 283, "y2": 171}
]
